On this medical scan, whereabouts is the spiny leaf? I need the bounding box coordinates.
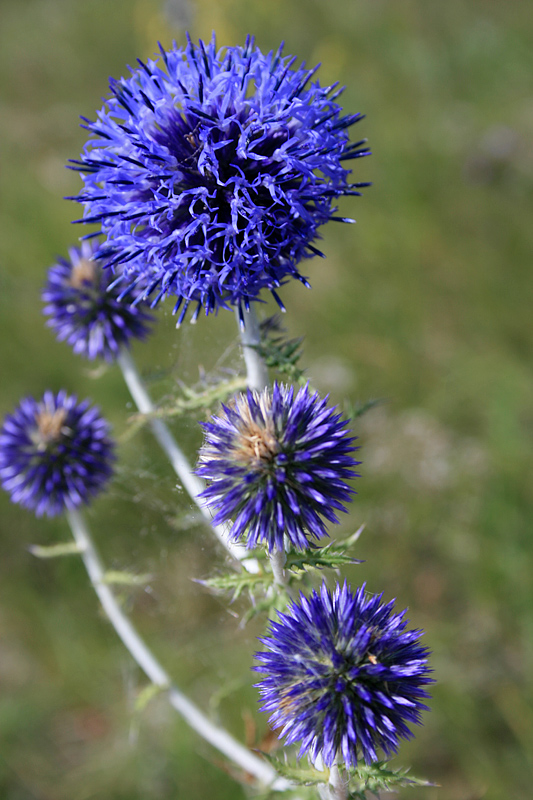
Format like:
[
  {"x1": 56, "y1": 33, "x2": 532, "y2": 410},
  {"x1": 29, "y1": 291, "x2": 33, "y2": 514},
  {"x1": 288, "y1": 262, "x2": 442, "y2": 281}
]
[
  {"x1": 120, "y1": 376, "x2": 246, "y2": 442},
  {"x1": 199, "y1": 568, "x2": 293, "y2": 623},
  {"x1": 348, "y1": 761, "x2": 435, "y2": 796},
  {"x1": 137, "y1": 376, "x2": 246, "y2": 422},
  {"x1": 344, "y1": 397, "x2": 385, "y2": 421},
  {"x1": 259, "y1": 751, "x2": 327, "y2": 786},
  {"x1": 242, "y1": 595, "x2": 282, "y2": 625},
  {"x1": 285, "y1": 527, "x2": 365, "y2": 574},
  {"x1": 200, "y1": 570, "x2": 273, "y2": 601},
  {"x1": 338, "y1": 524, "x2": 366, "y2": 549},
  {"x1": 286, "y1": 548, "x2": 362, "y2": 573},
  {"x1": 256, "y1": 315, "x2": 306, "y2": 383}
]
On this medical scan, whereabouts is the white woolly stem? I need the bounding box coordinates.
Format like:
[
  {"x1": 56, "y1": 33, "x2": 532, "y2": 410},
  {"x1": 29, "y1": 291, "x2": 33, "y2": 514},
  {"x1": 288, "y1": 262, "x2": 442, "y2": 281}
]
[
  {"x1": 117, "y1": 348, "x2": 258, "y2": 574},
  {"x1": 327, "y1": 759, "x2": 348, "y2": 800},
  {"x1": 270, "y1": 548, "x2": 287, "y2": 587},
  {"x1": 269, "y1": 548, "x2": 298, "y2": 601},
  {"x1": 66, "y1": 508, "x2": 289, "y2": 791},
  {"x1": 238, "y1": 305, "x2": 270, "y2": 391}
]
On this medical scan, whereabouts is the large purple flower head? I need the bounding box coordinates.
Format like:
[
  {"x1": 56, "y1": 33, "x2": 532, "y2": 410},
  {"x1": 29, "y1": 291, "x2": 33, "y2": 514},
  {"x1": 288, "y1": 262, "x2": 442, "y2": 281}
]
[
  {"x1": 0, "y1": 391, "x2": 115, "y2": 516},
  {"x1": 255, "y1": 582, "x2": 433, "y2": 767},
  {"x1": 43, "y1": 239, "x2": 153, "y2": 361},
  {"x1": 69, "y1": 35, "x2": 370, "y2": 324},
  {"x1": 196, "y1": 382, "x2": 359, "y2": 552}
]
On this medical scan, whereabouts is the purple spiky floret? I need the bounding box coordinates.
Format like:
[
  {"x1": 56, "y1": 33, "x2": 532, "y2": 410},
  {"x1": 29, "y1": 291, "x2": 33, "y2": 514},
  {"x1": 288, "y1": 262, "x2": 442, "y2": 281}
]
[
  {"x1": 255, "y1": 581, "x2": 433, "y2": 767},
  {"x1": 69, "y1": 35, "x2": 370, "y2": 324},
  {"x1": 0, "y1": 391, "x2": 115, "y2": 516},
  {"x1": 43, "y1": 239, "x2": 153, "y2": 362},
  {"x1": 196, "y1": 382, "x2": 359, "y2": 552}
]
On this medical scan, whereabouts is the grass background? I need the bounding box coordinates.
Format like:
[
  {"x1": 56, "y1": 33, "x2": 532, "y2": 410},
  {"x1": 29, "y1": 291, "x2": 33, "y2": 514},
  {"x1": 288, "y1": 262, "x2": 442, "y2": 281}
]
[{"x1": 1, "y1": 0, "x2": 533, "y2": 798}]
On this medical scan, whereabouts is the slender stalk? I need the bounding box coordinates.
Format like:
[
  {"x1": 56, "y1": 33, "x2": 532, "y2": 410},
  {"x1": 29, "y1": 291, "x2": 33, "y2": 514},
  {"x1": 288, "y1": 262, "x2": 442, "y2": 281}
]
[
  {"x1": 66, "y1": 508, "x2": 289, "y2": 791},
  {"x1": 270, "y1": 549, "x2": 287, "y2": 587},
  {"x1": 117, "y1": 348, "x2": 258, "y2": 573},
  {"x1": 313, "y1": 755, "x2": 329, "y2": 800},
  {"x1": 268, "y1": 548, "x2": 298, "y2": 602},
  {"x1": 238, "y1": 305, "x2": 270, "y2": 391},
  {"x1": 328, "y1": 760, "x2": 348, "y2": 800}
]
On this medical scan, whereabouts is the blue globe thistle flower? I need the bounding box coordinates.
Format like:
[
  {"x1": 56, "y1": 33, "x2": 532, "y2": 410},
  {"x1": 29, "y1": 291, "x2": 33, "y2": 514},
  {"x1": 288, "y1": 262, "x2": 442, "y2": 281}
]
[
  {"x1": 69, "y1": 35, "x2": 370, "y2": 325},
  {"x1": 43, "y1": 239, "x2": 153, "y2": 362},
  {"x1": 0, "y1": 391, "x2": 115, "y2": 516},
  {"x1": 254, "y1": 581, "x2": 433, "y2": 767},
  {"x1": 196, "y1": 383, "x2": 359, "y2": 552}
]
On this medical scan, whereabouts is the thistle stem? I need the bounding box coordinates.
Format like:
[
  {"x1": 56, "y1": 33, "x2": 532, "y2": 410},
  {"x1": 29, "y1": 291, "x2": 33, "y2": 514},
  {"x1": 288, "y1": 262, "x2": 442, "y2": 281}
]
[
  {"x1": 117, "y1": 348, "x2": 258, "y2": 573},
  {"x1": 270, "y1": 548, "x2": 287, "y2": 586},
  {"x1": 238, "y1": 305, "x2": 269, "y2": 391},
  {"x1": 328, "y1": 759, "x2": 348, "y2": 800},
  {"x1": 65, "y1": 508, "x2": 289, "y2": 791}
]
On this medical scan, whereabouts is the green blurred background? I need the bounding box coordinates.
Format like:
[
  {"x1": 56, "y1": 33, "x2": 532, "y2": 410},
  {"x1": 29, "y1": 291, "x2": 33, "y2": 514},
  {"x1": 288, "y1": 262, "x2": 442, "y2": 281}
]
[{"x1": 1, "y1": 0, "x2": 533, "y2": 798}]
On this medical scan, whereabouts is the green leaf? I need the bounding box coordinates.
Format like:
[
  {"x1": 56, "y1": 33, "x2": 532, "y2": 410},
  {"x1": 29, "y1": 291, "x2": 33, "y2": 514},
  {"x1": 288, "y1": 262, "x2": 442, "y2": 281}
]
[
  {"x1": 255, "y1": 316, "x2": 307, "y2": 383},
  {"x1": 28, "y1": 541, "x2": 84, "y2": 559},
  {"x1": 259, "y1": 752, "x2": 328, "y2": 787},
  {"x1": 337, "y1": 525, "x2": 365, "y2": 549},
  {"x1": 134, "y1": 682, "x2": 168, "y2": 714},
  {"x1": 200, "y1": 569, "x2": 274, "y2": 601},
  {"x1": 286, "y1": 548, "x2": 361, "y2": 573},
  {"x1": 285, "y1": 528, "x2": 365, "y2": 574},
  {"x1": 344, "y1": 397, "x2": 386, "y2": 421},
  {"x1": 242, "y1": 595, "x2": 282, "y2": 625},
  {"x1": 101, "y1": 570, "x2": 152, "y2": 586},
  {"x1": 200, "y1": 566, "x2": 300, "y2": 622},
  {"x1": 348, "y1": 761, "x2": 435, "y2": 797},
  {"x1": 123, "y1": 377, "x2": 247, "y2": 436}
]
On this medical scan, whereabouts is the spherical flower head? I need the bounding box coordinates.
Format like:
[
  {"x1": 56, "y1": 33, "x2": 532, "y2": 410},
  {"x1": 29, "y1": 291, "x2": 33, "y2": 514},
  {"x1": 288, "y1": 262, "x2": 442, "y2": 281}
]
[
  {"x1": 0, "y1": 390, "x2": 115, "y2": 516},
  {"x1": 42, "y1": 239, "x2": 153, "y2": 362},
  {"x1": 70, "y1": 35, "x2": 370, "y2": 324},
  {"x1": 255, "y1": 581, "x2": 433, "y2": 767},
  {"x1": 196, "y1": 382, "x2": 359, "y2": 552}
]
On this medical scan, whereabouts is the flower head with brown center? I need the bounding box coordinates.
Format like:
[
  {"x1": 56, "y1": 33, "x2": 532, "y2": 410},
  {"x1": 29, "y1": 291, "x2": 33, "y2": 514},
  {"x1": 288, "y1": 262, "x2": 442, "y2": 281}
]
[
  {"x1": 0, "y1": 390, "x2": 114, "y2": 516},
  {"x1": 43, "y1": 239, "x2": 153, "y2": 362},
  {"x1": 196, "y1": 382, "x2": 359, "y2": 552}
]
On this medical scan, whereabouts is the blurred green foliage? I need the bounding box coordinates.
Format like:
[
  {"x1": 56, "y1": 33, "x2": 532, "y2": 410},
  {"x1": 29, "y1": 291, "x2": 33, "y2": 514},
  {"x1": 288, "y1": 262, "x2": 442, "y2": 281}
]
[{"x1": 1, "y1": 1, "x2": 533, "y2": 798}]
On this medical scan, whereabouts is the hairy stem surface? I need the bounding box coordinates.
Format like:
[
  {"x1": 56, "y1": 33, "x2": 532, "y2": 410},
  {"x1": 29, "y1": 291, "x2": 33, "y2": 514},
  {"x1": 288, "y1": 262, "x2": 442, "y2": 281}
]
[
  {"x1": 238, "y1": 305, "x2": 270, "y2": 391},
  {"x1": 117, "y1": 348, "x2": 258, "y2": 573},
  {"x1": 66, "y1": 508, "x2": 288, "y2": 790},
  {"x1": 328, "y1": 760, "x2": 348, "y2": 800}
]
